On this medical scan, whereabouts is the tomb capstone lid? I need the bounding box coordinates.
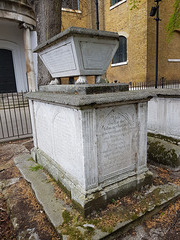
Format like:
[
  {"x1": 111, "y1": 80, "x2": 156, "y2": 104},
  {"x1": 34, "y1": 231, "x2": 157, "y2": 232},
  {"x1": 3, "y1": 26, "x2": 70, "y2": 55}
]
[{"x1": 39, "y1": 83, "x2": 129, "y2": 95}]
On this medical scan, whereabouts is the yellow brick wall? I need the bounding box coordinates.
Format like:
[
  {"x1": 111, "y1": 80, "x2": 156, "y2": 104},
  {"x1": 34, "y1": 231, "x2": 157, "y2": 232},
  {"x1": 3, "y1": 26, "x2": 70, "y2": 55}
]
[
  {"x1": 61, "y1": 0, "x2": 95, "y2": 31},
  {"x1": 61, "y1": 0, "x2": 96, "y2": 84},
  {"x1": 61, "y1": 0, "x2": 180, "y2": 85},
  {"x1": 147, "y1": 0, "x2": 180, "y2": 84},
  {"x1": 103, "y1": 0, "x2": 148, "y2": 84}
]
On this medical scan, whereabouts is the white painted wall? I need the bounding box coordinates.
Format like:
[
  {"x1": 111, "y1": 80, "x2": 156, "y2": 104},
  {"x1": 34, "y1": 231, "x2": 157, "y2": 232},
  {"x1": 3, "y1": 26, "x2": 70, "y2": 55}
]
[
  {"x1": 31, "y1": 30, "x2": 38, "y2": 90},
  {"x1": 148, "y1": 97, "x2": 180, "y2": 139}
]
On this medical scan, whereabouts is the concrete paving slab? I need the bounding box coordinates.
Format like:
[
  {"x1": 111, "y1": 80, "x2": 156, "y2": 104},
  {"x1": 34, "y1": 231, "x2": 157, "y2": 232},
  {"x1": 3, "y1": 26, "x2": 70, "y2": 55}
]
[{"x1": 14, "y1": 153, "x2": 65, "y2": 231}]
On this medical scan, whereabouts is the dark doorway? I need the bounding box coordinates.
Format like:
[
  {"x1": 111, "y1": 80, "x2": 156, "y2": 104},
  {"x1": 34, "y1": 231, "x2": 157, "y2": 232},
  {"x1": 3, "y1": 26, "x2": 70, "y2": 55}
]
[{"x1": 0, "y1": 49, "x2": 17, "y2": 93}]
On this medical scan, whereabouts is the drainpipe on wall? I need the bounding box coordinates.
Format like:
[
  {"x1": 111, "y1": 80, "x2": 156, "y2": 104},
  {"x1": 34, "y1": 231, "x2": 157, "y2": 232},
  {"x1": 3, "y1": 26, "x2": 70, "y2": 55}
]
[
  {"x1": 19, "y1": 23, "x2": 36, "y2": 92},
  {"x1": 96, "y1": 0, "x2": 99, "y2": 30}
]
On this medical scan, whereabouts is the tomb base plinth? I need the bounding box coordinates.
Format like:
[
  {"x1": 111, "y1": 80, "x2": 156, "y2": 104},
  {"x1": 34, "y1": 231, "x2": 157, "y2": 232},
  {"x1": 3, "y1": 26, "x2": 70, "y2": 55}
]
[{"x1": 27, "y1": 85, "x2": 153, "y2": 215}]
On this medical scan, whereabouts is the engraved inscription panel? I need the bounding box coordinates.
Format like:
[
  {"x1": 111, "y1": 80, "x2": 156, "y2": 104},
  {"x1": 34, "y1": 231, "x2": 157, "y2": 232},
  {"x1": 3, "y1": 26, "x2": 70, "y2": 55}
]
[
  {"x1": 147, "y1": 98, "x2": 158, "y2": 132},
  {"x1": 53, "y1": 111, "x2": 75, "y2": 164},
  {"x1": 53, "y1": 108, "x2": 84, "y2": 184},
  {"x1": 167, "y1": 99, "x2": 180, "y2": 137},
  {"x1": 41, "y1": 42, "x2": 76, "y2": 74},
  {"x1": 97, "y1": 105, "x2": 137, "y2": 181},
  {"x1": 35, "y1": 102, "x2": 53, "y2": 157},
  {"x1": 80, "y1": 41, "x2": 115, "y2": 70}
]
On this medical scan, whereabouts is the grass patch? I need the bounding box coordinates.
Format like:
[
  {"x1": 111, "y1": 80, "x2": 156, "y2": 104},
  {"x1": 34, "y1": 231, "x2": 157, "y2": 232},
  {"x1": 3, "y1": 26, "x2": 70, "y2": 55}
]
[
  {"x1": 147, "y1": 140, "x2": 179, "y2": 167},
  {"x1": 62, "y1": 210, "x2": 72, "y2": 224},
  {"x1": 29, "y1": 164, "x2": 43, "y2": 171}
]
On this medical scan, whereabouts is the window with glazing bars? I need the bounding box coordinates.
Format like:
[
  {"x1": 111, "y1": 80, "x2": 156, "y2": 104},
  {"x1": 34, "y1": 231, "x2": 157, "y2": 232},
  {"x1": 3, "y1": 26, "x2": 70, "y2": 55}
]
[
  {"x1": 111, "y1": 0, "x2": 121, "y2": 6},
  {"x1": 112, "y1": 36, "x2": 127, "y2": 64},
  {"x1": 62, "y1": 0, "x2": 79, "y2": 10}
]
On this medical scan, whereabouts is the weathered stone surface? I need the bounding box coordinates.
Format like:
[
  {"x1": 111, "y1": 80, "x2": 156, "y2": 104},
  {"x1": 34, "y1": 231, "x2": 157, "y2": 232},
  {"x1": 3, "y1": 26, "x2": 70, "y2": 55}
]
[
  {"x1": 34, "y1": 27, "x2": 119, "y2": 79},
  {"x1": 34, "y1": 26, "x2": 119, "y2": 53},
  {"x1": 32, "y1": 146, "x2": 154, "y2": 216},
  {"x1": 0, "y1": 0, "x2": 36, "y2": 26},
  {"x1": 149, "y1": 89, "x2": 180, "y2": 97},
  {"x1": 26, "y1": 89, "x2": 180, "y2": 214},
  {"x1": 10, "y1": 153, "x2": 180, "y2": 239},
  {"x1": 148, "y1": 89, "x2": 180, "y2": 140},
  {"x1": 147, "y1": 136, "x2": 180, "y2": 169},
  {"x1": 26, "y1": 90, "x2": 154, "y2": 108},
  {"x1": 29, "y1": 93, "x2": 151, "y2": 214},
  {"x1": 14, "y1": 153, "x2": 65, "y2": 230},
  {"x1": 39, "y1": 83, "x2": 129, "y2": 95}
]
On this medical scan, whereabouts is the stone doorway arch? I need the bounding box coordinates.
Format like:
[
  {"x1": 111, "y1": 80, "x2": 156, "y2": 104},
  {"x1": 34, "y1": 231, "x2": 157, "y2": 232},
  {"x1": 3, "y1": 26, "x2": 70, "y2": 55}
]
[
  {"x1": 0, "y1": 49, "x2": 16, "y2": 93},
  {"x1": 0, "y1": 40, "x2": 28, "y2": 93}
]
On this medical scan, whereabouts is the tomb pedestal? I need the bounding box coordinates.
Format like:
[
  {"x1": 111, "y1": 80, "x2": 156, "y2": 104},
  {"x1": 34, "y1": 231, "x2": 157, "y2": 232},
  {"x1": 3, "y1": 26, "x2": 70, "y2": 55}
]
[{"x1": 27, "y1": 85, "x2": 153, "y2": 215}]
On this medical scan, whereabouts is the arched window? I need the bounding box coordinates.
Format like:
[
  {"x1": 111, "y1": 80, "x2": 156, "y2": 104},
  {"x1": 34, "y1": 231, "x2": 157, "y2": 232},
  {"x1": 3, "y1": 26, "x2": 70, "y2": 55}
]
[{"x1": 112, "y1": 36, "x2": 127, "y2": 64}]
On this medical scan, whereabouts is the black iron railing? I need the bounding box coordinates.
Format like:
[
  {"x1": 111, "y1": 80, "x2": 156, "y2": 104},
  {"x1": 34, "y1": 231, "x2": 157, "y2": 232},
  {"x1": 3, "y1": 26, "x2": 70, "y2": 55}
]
[
  {"x1": 0, "y1": 92, "x2": 32, "y2": 141},
  {"x1": 129, "y1": 80, "x2": 180, "y2": 90}
]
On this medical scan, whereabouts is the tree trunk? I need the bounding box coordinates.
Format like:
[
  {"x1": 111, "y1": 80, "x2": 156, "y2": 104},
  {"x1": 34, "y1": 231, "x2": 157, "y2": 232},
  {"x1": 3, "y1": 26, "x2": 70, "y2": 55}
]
[{"x1": 29, "y1": 0, "x2": 62, "y2": 86}]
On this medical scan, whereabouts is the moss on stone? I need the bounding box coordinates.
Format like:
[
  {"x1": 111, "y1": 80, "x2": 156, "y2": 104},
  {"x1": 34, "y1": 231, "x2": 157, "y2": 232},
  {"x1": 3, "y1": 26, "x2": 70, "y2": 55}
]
[
  {"x1": 62, "y1": 210, "x2": 72, "y2": 224},
  {"x1": 147, "y1": 138, "x2": 179, "y2": 168},
  {"x1": 131, "y1": 213, "x2": 139, "y2": 220},
  {"x1": 59, "y1": 184, "x2": 179, "y2": 239},
  {"x1": 61, "y1": 225, "x2": 84, "y2": 240},
  {"x1": 57, "y1": 179, "x2": 71, "y2": 198},
  {"x1": 148, "y1": 132, "x2": 179, "y2": 145},
  {"x1": 101, "y1": 225, "x2": 114, "y2": 233}
]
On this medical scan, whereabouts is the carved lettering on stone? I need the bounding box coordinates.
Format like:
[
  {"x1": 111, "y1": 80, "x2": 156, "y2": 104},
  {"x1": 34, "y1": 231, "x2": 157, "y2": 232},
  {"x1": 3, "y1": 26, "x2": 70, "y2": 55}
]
[
  {"x1": 52, "y1": 108, "x2": 84, "y2": 185},
  {"x1": 41, "y1": 42, "x2": 76, "y2": 74},
  {"x1": 97, "y1": 106, "x2": 137, "y2": 182},
  {"x1": 53, "y1": 110, "x2": 75, "y2": 165},
  {"x1": 80, "y1": 41, "x2": 116, "y2": 70},
  {"x1": 35, "y1": 103, "x2": 53, "y2": 156}
]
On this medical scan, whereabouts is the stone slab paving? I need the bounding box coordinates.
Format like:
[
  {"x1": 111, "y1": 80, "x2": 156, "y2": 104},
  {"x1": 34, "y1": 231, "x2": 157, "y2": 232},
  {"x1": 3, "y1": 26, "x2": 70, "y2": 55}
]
[
  {"x1": 14, "y1": 153, "x2": 180, "y2": 240},
  {"x1": 14, "y1": 153, "x2": 66, "y2": 231}
]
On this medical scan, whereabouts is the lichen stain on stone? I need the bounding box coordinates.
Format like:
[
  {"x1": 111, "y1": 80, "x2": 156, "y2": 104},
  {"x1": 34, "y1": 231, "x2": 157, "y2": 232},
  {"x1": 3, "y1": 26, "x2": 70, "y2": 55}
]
[
  {"x1": 57, "y1": 184, "x2": 179, "y2": 239},
  {"x1": 60, "y1": 210, "x2": 95, "y2": 240},
  {"x1": 147, "y1": 138, "x2": 179, "y2": 168},
  {"x1": 148, "y1": 132, "x2": 180, "y2": 145}
]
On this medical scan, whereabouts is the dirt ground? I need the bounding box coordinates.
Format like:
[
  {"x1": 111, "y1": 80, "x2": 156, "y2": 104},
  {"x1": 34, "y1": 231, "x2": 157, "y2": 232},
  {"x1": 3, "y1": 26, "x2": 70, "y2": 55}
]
[
  {"x1": 0, "y1": 138, "x2": 180, "y2": 240},
  {"x1": 115, "y1": 165, "x2": 180, "y2": 240},
  {"x1": 0, "y1": 138, "x2": 61, "y2": 240}
]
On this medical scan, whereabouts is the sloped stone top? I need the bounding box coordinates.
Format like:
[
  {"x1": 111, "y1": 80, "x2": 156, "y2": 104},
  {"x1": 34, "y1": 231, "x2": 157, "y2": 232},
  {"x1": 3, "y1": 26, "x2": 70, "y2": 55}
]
[
  {"x1": 26, "y1": 88, "x2": 180, "y2": 109},
  {"x1": 39, "y1": 83, "x2": 129, "y2": 95},
  {"x1": 26, "y1": 90, "x2": 154, "y2": 109},
  {"x1": 34, "y1": 27, "x2": 119, "y2": 53},
  {"x1": 150, "y1": 89, "x2": 180, "y2": 98}
]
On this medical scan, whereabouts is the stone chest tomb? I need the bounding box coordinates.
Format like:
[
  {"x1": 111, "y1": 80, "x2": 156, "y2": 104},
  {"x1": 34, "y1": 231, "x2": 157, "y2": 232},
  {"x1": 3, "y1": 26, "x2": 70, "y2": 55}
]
[
  {"x1": 34, "y1": 27, "x2": 119, "y2": 83},
  {"x1": 27, "y1": 27, "x2": 153, "y2": 215}
]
